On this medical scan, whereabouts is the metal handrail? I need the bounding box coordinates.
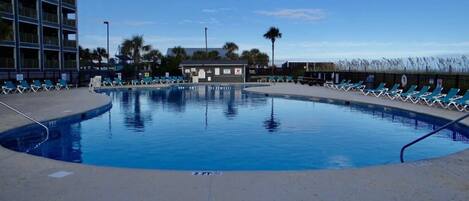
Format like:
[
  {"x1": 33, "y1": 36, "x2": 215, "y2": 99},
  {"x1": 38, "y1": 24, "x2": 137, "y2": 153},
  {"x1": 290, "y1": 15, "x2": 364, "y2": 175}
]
[
  {"x1": 400, "y1": 113, "x2": 469, "y2": 162},
  {"x1": 0, "y1": 101, "x2": 49, "y2": 152}
]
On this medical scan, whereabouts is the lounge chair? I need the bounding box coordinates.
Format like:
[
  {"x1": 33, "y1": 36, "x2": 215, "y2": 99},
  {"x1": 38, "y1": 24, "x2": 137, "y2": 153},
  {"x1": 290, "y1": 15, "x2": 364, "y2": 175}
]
[
  {"x1": 2, "y1": 81, "x2": 17, "y2": 94},
  {"x1": 131, "y1": 79, "x2": 140, "y2": 85},
  {"x1": 178, "y1": 76, "x2": 185, "y2": 83},
  {"x1": 344, "y1": 81, "x2": 365, "y2": 91},
  {"x1": 430, "y1": 88, "x2": 460, "y2": 107},
  {"x1": 31, "y1": 80, "x2": 42, "y2": 92},
  {"x1": 414, "y1": 86, "x2": 443, "y2": 104},
  {"x1": 402, "y1": 86, "x2": 430, "y2": 102},
  {"x1": 17, "y1": 80, "x2": 32, "y2": 93},
  {"x1": 43, "y1": 80, "x2": 55, "y2": 91},
  {"x1": 152, "y1": 77, "x2": 161, "y2": 84},
  {"x1": 383, "y1": 83, "x2": 402, "y2": 99},
  {"x1": 276, "y1": 76, "x2": 285, "y2": 82},
  {"x1": 397, "y1": 85, "x2": 418, "y2": 101},
  {"x1": 141, "y1": 77, "x2": 152, "y2": 85},
  {"x1": 334, "y1": 80, "x2": 351, "y2": 90},
  {"x1": 56, "y1": 79, "x2": 70, "y2": 90},
  {"x1": 102, "y1": 78, "x2": 114, "y2": 86},
  {"x1": 286, "y1": 76, "x2": 293, "y2": 83},
  {"x1": 113, "y1": 78, "x2": 125, "y2": 86},
  {"x1": 362, "y1": 83, "x2": 386, "y2": 97},
  {"x1": 446, "y1": 90, "x2": 469, "y2": 111},
  {"x1": 268, "y1": 76, "x2": 276, "y2": 83}
]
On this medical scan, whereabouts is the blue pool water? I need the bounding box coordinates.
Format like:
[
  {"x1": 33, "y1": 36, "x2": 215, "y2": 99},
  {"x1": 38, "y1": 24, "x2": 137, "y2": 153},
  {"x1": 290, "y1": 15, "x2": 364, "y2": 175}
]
[{"x1": 1, "y1": 85, "x2": 468, "y2": 170}]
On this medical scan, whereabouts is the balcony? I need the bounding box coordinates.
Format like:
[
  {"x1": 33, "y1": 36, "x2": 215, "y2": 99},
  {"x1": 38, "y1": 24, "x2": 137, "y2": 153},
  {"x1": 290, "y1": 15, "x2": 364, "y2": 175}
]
[
  {"x1": 19, "y1": 6, "x2": 37, "y2": 19},
  {"x1": 21, "y1": 58, "x2": 39, "y2": 69},
  {"x1": 43, "y1": 36, "x2": 59, "y2": 46},
  {"x1": 63, "y1": 60, "x2": 76, "y2": 68},
  {"x1": 43, "y1": 12, "x2": 58, "y2": 23},
  {"x1": 0, "y1": 1, "x2": 13, "y2": 13},
  {"x1": 62, "y1": 0, "x2": 75, "y2": 6},
  {"x1": 0, "y1": 57, "x2": 15, "y2": 68},
  {"x1": 63, "y1": 18, "x2": 76, "y2": 27},
  {"x1": 63, "y1": 40, "x2": 76, "y2": 48},
  {"x1": 44, "y1": 60, "x2": 59, "y2": 68},
  {"x1": 20, "y1": 33, "x2": 38, "y2": 43}
]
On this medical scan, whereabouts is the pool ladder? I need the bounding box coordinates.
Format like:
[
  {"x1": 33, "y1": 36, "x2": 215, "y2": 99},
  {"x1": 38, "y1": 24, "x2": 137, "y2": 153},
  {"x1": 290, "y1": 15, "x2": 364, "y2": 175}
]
[
  {"x1": 0, "y1": 101, "x2": 49, "y2": 152},
  {"x1": 400, "y1": 113, "x2": 469, "y2": 163}
]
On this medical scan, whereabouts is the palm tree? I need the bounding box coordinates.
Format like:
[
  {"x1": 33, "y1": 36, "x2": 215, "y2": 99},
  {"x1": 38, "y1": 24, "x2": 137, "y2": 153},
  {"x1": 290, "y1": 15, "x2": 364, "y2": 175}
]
[
  {"x1": 120, "y1": 35, "x2": 152, "y2": 64},
  {"x1": 263, "y1": 27, "x2": 282, "y2": 71},
  {"x1": 79, "y1": 46, "x2": 93, "y2": 67},
  {"x1": 92, "y1": 47, "x2": 108, "y2": 69},
  {"x1": 241, "y1": 49, "x2": 269, "y2": 67},
  {"x1": 143, "y1": 49, "x2": 162, "y2": 63},
  {"x1": 223, "y1": 42, "x2": 239, "y2": 60}
]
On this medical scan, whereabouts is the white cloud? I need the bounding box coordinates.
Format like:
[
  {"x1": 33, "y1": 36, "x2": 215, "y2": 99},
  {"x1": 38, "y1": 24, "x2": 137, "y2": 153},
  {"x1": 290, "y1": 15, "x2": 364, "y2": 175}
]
[
  {"x1": 180, "y1": 18, "x2": 220, "y2": 25},
  {"x1": 255, "y1": 9, "x2": 326, "y2": 22},
  {"x1": 202, "y1": 8, "x2": 234, "y2": 13},
  {"x1": 121, "y1": 20, "x2": 157, "y2": 27}
]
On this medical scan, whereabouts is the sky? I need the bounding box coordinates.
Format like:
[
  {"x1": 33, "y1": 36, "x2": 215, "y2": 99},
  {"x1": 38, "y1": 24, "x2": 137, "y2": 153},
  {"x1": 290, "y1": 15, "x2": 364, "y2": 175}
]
[{"x1": 78, "y1": 0, "x2": 469, "y2": 63}]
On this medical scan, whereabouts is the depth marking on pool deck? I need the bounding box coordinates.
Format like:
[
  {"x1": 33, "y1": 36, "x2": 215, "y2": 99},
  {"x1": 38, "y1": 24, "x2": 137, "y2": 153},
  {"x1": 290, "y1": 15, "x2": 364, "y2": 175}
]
[
  {"x1": 192, "y1": 171, "x2": 223, "y2": 176},
  {"x1": 48, "y1": 171, "x2": 74, "y2": 178}
]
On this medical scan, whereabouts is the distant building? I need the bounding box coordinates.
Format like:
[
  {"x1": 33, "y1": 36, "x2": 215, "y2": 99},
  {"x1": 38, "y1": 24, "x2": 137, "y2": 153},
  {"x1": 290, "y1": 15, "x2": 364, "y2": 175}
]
[
  {"x1": 282, "y1": 61, "x2": 335, "y2": 72},
  {"x1": 180, "y1": 60, "x2": 248, "y2": 83},
  {"x1": 166, "y1": 48, "x2": 228, "y2": 58},
  {"x1": 0, "y1": 0, "x2": 78, "y2": 81}
]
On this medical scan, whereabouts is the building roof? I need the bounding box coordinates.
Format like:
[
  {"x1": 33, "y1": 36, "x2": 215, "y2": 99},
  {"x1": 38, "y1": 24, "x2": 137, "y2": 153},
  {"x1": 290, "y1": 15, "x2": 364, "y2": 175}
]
[
  {"x1": 166, "y1": 48, "x2": 228, "y2": 57},
  {"x1": 180, "y1": 60, "x2": 248, "y2": 66}
]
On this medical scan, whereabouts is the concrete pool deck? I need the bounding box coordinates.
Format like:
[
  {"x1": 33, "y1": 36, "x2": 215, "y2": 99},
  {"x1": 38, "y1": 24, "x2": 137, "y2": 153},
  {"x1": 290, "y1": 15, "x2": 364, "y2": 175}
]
[{"x1": 0, "y1": 84, "x2": 468, "y2": 201}]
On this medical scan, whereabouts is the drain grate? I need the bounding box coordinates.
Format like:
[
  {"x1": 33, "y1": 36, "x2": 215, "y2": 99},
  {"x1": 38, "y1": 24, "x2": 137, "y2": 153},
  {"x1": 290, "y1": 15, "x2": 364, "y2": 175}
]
[{"x1": 192, "y1": 171, "x2": 222, "y2": 176}]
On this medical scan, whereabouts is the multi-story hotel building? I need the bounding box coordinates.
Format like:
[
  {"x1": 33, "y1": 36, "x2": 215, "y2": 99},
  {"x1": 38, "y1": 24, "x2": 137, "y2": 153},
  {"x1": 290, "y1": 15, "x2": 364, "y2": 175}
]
[{"x1": 0, "y1": 0, "x2": 78, "y2": 80}]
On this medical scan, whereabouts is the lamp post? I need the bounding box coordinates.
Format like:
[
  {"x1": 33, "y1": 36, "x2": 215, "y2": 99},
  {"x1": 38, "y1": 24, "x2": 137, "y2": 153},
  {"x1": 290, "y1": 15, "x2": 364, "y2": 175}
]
[
  {"x1": 204, "y1": 27, "x2": 208, "y2": 55},
  {"x1": 103, "y1": 21, "x2": 110, "y2": 63}
]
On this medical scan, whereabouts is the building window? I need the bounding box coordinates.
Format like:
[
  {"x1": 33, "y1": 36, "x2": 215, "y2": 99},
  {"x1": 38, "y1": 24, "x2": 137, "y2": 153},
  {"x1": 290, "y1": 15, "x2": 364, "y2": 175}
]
[
  {"x1": 235, "y1": 68, "x2": 242, "y2": 75},
  {"x1": 215, "y1": 68, "x2": 220, "y2": 75},
  {"x1": 184, "y1": 69, "x2": 190, "y2": 73},
  {"x1": 223, "y1": 69, "x2": 231, "y2": 74}
]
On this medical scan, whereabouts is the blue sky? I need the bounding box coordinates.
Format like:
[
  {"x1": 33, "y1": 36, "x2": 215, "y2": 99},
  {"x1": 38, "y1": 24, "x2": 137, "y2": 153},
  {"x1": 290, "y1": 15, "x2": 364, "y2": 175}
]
[{"x1": 78, "y1": 0, "x2": 469, "y2": 62}]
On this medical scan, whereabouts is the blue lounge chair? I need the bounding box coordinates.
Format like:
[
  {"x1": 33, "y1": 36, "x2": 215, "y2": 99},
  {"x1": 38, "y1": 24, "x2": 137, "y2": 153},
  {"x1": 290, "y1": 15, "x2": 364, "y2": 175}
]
[
  {"x1": 397, "y1": 85, "x2": 418, "y2": 101},
  {"x1": 141, "y1": 77, "x2": 152, "y2": 85},
  {"x1": 276, "y1": 76, "x2": 285, "y2": 82},
  {"x1": 178, "y1": 76, "x2": 185, "y2": 83},
  {"x1": 102, "y1": 78, "x2": 113, "y2": 86},
  {"x1": 17, "y1": 80, "x2": 31, "y2": 93},
  {"x1": 268, "y1": 76, "x2": 276, "y2": 83},
  {"x1": 131, "y1": 79, "x2": 140, "y2": 85},
  {"x1": 335, "y1": 80, "x2": 351, "y2": 90},
  {"x1": 2, "y1": 81, "x2": 17, "y2": 94},
  {"x1": 43, "y1": 80, "x2": 55, "y2": 91},
  {"x1": 384, "y1": 83, "x2": 402, "y2": 99},
  {"x1": 344, "y1": 81, "x2": 365, "y2": 91},
  {"x1": 447, "y1": 90, "x2": 469, "y2": 112},
  {"x1": 56, "y1": 79, "x2": 69, "y2": 90},
  {"x1": 113, "y1": 78, "x2": 125, "y2": 86},
  {"x1": 402, "y1": 86, "x2": 430, "y2": 102},
  {"x1": 31, "y1": 80, "x2": 42, "y2": 92},
  {"x1": 362, "y1": 83, "x2": 386, "y2": 97},
  {"x1": 430, "y1": 88, "x2": 460, "y2": 107},
  {"x1": 152, "y1": 77, "x2": 161, "y2": 84},
  {"x1": 286, "y1": 76, "x2": 293, "y2": 83},
  {"x1": 414, "y1": 86, "x2": 443, "y2": 104}
]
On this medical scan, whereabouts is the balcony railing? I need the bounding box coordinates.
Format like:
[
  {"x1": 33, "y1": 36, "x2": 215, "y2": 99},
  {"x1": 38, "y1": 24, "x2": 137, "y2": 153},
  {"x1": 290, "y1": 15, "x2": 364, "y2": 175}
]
[
  {"x1": 45, "y1": 60, "x2": 59, "y2": 68},
  {"x1": 43, "y1": 36, "x2": 59, "y2": 45},
  {"x1": 63, "y1": 40, "x2": 76, "y2": 47},
  {"x1": 0, "y1": 58, "x2": 15, "y2": 68},
  {"x1": 0, "y1": 31, "x2": 14, "y2": 41},
  {"x1": 43, "y1": 12, "x2": 58, "y2": 23},
  {"x1": 19, "y1": 6, "x2": 37, "y2": 18},
  {"x1": 21, "y1": 59, "x2": 39, "y2": 68},
  {"x1": 63, "y1": 60, "x2": 76, "y2": 68},
  {"x1": 20, "y1": 32, "x2": 38, "y2": 43},
  {"x1": 0, "y1": 1, "x2": 13, "y2": 13},
  {"x1": 63, "y1": 18, "x2": 76, "y2": 27}
]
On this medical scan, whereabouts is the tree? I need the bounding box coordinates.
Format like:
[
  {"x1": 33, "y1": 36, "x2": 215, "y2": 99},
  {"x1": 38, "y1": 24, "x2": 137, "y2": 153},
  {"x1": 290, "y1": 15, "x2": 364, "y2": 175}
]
[
  {"x1": 207, "y1": 50, "x2": 220, "y2": 60},
  {"x1": 241, "y1": 49, "x2": 269, "y2": 67},
  {"x1": 191, "y1": 51, "x2": 207, "y2": 60},
  {"x1": 223, "y1": 42, "x2": 239, "y2": 60},
  {"x1": 92, "y1": 47, "x2": 108, "y2": 69},
  {"x1": 143, "y1": 49, "x2": 162, "y2": 63},
  {"x1": 171, "y1": 46, "x2": 187, "y2": 60},
  {"x1": 263, "y1": 27, "x2": 282, "y2": 70},
  {"x1": 79, "y1": 46, "x2": 93, "y2": 67},
  {"x1": 120, "y1": 35, "x2": 152, "y2": 64}
]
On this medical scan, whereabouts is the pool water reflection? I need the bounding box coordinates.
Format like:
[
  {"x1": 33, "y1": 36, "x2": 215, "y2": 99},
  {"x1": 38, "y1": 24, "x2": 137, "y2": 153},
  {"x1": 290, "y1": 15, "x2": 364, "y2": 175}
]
[{"x1": 1, "y1": 85, "x2": 468, "y2": 170}]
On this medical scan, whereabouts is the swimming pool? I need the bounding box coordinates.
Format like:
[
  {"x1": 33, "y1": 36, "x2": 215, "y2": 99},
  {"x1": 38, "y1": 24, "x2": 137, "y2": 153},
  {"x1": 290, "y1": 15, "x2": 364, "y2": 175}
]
[{"x1": 1, "y1": 85, "x2": 468, "y2": 170}]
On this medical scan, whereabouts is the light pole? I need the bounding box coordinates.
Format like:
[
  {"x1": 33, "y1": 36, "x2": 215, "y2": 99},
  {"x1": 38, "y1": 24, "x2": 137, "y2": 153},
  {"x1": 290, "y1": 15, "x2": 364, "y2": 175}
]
[
  {"x1": 103, "y1": 21, "x2": 110, "y2": 63},
  {"x1": 204, "y1": 27, "x2": 208, "y2": 55}
]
